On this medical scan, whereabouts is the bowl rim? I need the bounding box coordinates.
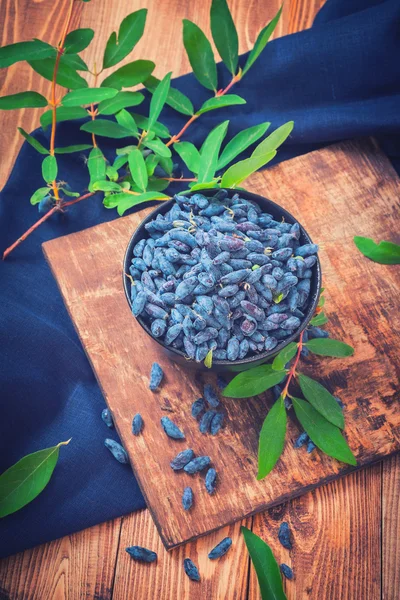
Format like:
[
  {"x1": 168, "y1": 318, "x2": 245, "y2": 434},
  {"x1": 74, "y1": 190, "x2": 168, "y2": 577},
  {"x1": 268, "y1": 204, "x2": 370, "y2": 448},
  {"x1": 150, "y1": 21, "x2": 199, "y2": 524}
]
[{"x1": 122, "y1": 188, "x2": 322, "y2": 367}]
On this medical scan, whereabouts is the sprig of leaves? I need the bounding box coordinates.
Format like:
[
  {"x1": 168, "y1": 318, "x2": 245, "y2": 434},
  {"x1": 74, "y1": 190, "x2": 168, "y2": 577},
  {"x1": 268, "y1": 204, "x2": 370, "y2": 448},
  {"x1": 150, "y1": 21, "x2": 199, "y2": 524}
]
[
  {"x1": 0, "y1": 2, "x2": 291, "y2": 259},
  {"x1": 223, "y1": 295, "x2": 357, "y2": 478}
]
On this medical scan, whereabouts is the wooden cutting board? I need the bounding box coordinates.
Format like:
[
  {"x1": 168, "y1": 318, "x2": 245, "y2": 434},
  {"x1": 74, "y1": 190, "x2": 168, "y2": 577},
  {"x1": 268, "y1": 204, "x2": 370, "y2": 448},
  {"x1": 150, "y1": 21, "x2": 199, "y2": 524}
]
[{"x1": 43, "y1": 139, "x2": 400, "y2": 550}]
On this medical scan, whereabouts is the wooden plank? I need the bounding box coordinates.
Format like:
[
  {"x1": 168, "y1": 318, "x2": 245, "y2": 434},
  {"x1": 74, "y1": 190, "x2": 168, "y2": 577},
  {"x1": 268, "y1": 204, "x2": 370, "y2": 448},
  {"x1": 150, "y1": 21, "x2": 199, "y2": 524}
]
[
  {"x1": 0, "y1": 519, "x2": 122, "y2": 600},
  {"x1": 112, "y1": 510, "x2": 251, "y2": 599},
  {"x1": 42, "y1": 139, "x2": 400, "y2": 550},
  {"x1": 383, "y1": 454, "x2": 400, "y2": 600},
  {"x1": 248, "y1": 464, "x2": 382, "y2": 600}
]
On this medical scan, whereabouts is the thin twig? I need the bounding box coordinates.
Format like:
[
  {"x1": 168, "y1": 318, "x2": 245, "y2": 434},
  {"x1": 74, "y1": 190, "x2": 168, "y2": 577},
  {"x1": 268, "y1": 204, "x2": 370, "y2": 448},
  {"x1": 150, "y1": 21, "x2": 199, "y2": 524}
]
[
  {"x1": 166, "y1": 71, "x2": 242, "y2": 146},
  {"x1": 2, "y1": 192, "x2": 95, "y2": 260},
  {"x1": 50, "y1": 0, "x2": 75, "y2": 201},
  {"x1": 159, "y1": 177, "x2": 197, "y2": 182},
  {"x1": 281, "y1": 331, "x2": 304, "y2": 399}
]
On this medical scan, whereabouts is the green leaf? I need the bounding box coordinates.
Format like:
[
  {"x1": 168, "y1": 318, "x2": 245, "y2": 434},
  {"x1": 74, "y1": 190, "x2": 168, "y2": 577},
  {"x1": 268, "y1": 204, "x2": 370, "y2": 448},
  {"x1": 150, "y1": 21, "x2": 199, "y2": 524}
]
[
  {"x1": 42, "y1": 155, "x2": 58, "y2": 183},
  {"x1": 241, "y1": 527, "x2": 287, "y2": 600},
  {"x1": 272, "y1": 342, "x2": 298, "y2": 371},
  {"x1": 310, "y1": 312, "x2": 328, "y2": 326},
  {"x1": 97, "y1": 91, "x2": 144, "y2": 115},
  {"x1": 113, "y1": 155, "x2": 129, "y2": 170},
  {"x1": 0, "y1": 91, "x2": 47, "y2": 110},
  {"x1": 204, "y1": 349, "x2": 213, "y2": 368},
  {"x1": 144, "y1": 138, "x2": 171, "y2": 158},
  {"x1": 218, "y1": 122, "x2": 271, "y2": 169},
  {"x1": 305, "y1": 338, "x2": 354, "y2": 358},
  {"x1": 92, "y1": 180, "x2": 122, "y2": 192},
  {"x1": 318, "y1": 295, "x2": 325, "y2": 308},
  {"x1": 0, "y1": 40, "x2": 55, "y2": 69},
  {"x1": 298, "y1": 373, "x2": 344, "y2": 429},
  {"x1": 257, "y1": 396, "x2": 287, "y2": 479},
  {"x1": 292, "y1": 397, "x2": 356, "y2": 465},
  {"x1": 354, "y1": 236, "x2": 400, "y2": 265},
  {"x1": 116, "y1": 145, "x2": 137, "y2": 156},
  {"x1": 188, "y1": 181, "x2": 220, "y2": 191},
  {"x1": 198, "y1": 120, "x2": 229, "y2": 183},
  {"x1": 111, "y1": 191, "x2": 169, "y2": 216},
  {"x1": 28, "y1": 57, "x2": 88, "y2": 89},
  {"x1": 106, "y1": 165, "x2": 119, "y2": 181},
  {"x1": 54, "y1": 144, "x2": 92, "y2": 154},
  {"x1": 59, "y1": 188, "x2": 80, "y2": 198},
  {"x1": 30, "y1": 187, "x2": 50, "y2": 206},
  {"x1": 115, "y1": 109, "x2": 138, "y2": 135},
  {"x1": 61, "y1": 53, "x2": 88, "y2": 72},
  {"x1": 210, "y1": 0, "x2": 239, "y2": 75},
  {"x1": 40, "y1": 106, "x2": 88, "y2": 130},
  {"x1": 223, "y1": 364, "x2": 287, "y2": 398},
  {"x1": 196, "y1": 94, "x2": 246, "y2": 116},
  {"x1": 80, "y1": 119, "x2": 132, "y2": 139},
  {"x1": 0, "y1": 440, "x2": 71, "y2": 518},
  {"x1": 63, "y1": 88, "x2": 118, "y2": 107},
  {"x1": 148, "y1": 72, "x2": 171, "y2": 131},
  {"x1": 146, "y1": 178, "x2": 170, "y2": 192},
  {"x1": 87, "y1": 147, "x2": 106, "y2": 191},
  {"x1": 252, "y1": 121, "x2": 294, "y2": 158},
  {"x1": 242, "y1": 5, "x2": 283, "y2": 76},
  {"x1": 64, "y1": 28, "x2": 94, "y2": 54},
  {"x1": 131, "y1": 113, "x2": 170, "y2": 138},
  {"x1": 221, "y1": 150, "x2": 276, "y2": 188},
  {"x1": 101, "y1": 60, "x2": 155, "y2": 90},
  {"x1": 128, "y1": 149, "x2": 148, "y2": 192},
  {"x1": 174, "y1": 142, "x2": 200, "y2": 174},
  {"x1": 144, "y1": 75, "x2": 194, "y2": 116},
  {"x1": 103, "y1": 9, "x2": 147, "y2": 69},
  {"x1": 182, "y1": 20, "x2": 217, "y2": 91},
  {"x1": 158, "y1": 156, "x2": 174, "y2": 176},
  {"x1": 145, "y1": 154, "x2": 160, "y2": 176}
]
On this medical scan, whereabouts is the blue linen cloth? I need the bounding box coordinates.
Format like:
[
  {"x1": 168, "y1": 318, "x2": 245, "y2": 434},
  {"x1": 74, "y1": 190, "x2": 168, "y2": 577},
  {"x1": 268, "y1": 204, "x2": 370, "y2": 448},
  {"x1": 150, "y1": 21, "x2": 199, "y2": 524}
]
[{"x1": 1, "y1": 0, "x2": 399, "y2": 559}]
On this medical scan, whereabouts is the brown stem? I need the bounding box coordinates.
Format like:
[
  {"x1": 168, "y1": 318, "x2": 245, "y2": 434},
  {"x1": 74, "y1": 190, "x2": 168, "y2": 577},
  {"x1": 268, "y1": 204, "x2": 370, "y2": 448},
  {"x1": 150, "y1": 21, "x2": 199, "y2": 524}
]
[
  {"x1": 49, "y1": 0, "x2": 75, "y2": 201},
  {"x1": 159, "y1": 177, "x2": 197, "y2": 182},
  {"x1": 2, "y1": 192, "x2": 95, "y2": 260},
  {"x1": 2, "y1": 206, "x2": 59, "y2": 260},
  {"x1": 166, "y1": 114, "x2": 199, "y2": 147},
  {"x1": 137, "y1": 130, "x2": 146, "y2": 149},
  {"x1": 90, "y1": 63, "x2": 99, "y2": 148},
  {"x1": 165, "y1": 71, "x2": 242, "y2": 147},
  {"x1": 281, "y1": 331, "x2": 304, "y2": 399},
  {"x1": 62, "y1": 191, "x2": 95, "y2": 208}
]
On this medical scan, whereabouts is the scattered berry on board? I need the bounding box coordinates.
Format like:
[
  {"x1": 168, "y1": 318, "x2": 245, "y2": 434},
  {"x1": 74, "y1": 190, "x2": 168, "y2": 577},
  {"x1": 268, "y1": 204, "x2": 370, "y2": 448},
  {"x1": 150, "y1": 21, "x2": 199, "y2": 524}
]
[{"x1": 208, "y1": 537, "x2": 233, "y2": 559}]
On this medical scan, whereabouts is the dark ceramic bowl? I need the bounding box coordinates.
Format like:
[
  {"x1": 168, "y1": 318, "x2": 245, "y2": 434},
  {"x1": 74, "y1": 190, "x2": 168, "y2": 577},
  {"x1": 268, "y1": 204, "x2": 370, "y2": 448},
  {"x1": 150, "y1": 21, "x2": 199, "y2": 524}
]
[{"x1": 123, "y1": 189, "x2": 321, "y2": 374}]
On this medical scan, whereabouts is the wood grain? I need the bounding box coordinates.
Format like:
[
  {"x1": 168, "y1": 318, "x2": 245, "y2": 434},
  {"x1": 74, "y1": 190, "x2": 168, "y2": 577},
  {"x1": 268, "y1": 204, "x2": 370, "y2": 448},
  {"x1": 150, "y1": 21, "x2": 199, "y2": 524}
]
[
  {"x1": 0, "y1": 518, "x2": 122, "y2": 600},
  {"x1": 42, "y1": 139, "x2": 400, "y2": 550},
  {"x1": 249, "y1": 465, "x2": 382, "y2": 600},
  {"x1": 113, "y1": 510, "x2": 251, "y2": 599},
  {"x1": 382, "y1": 454, "x2": 400, "y2": 599}
]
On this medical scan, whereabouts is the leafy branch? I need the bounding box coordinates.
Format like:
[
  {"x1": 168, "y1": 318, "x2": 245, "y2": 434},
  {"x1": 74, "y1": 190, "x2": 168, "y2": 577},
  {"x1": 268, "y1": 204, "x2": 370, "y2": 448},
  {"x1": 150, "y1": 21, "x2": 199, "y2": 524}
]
[
  {"x1": 223, "y1": 291, "x2": 357, "y2": 479},
  {"x1": 0, "y1": 0, "x2": 289, "y2": 260}
]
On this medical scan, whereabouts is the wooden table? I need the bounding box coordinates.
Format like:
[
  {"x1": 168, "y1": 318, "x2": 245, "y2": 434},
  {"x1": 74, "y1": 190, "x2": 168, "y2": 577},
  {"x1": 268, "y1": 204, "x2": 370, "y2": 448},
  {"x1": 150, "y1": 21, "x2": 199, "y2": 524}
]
[{"x1": 0, "y1": 1, "x2": 398, "y2": 598}]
